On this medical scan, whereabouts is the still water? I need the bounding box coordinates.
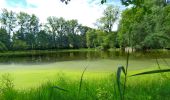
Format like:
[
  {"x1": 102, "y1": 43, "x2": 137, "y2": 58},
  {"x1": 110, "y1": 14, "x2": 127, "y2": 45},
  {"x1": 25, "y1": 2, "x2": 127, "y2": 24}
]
[
  {"x1": 0, "y1": 50, "x2": 169, "y2": 64},
  {"x1": 0, "y1": 50, "x2": 169, "y2": 71}
]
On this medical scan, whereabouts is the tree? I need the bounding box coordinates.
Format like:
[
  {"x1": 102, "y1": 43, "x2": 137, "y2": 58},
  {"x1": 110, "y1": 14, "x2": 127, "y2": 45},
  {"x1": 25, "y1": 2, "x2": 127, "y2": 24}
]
[
  {"x1": 46, "y1": 17, "x2": 85, "y2": 49},
  {"x1": 78, "y1": 25, "x2": 91, "y2": 48},
  {"x1": 46, "y1": 16, "x2": 57, "y2": 48},
  {"x1": 16, "y1": 12, "x2": 31, "y2": 41},
  {"x1": 12, "y1": 40, "x2": 27, "y2": 50},
  {"x1": 0, "y1": 28, "x2": 8, "y2": 51},
  {"x1": 36, "y1": 30, "x2": 50, "y2": 49},
  {"x1": 16, "y1": 12, "x2": 40, "y2": 49},
  {"x1": 0, "y1": 9, "x2": 16, "y2": 48},
  {"x1": 66, "y1": 19, "x2": 80, "y2": 48},
  {"x1": 96, "y1": 5, "x2": 119, "y2": 32},
  {"x1": 118, "y1": 0, "x2": 170, "y2": 50},
  {"x1": 0, "y1": 42, "x2": 7, "y2": 51},
  {"x1": 46, "y1": 17, "x2": 68, "y2": 48},
  {"x1": 86, "y1": 29, "x2": 98, "y2": 48},
  {"x1": 28, "y1": 14, "x2": 40, "y2": 49},
  {"x1": 118, "y1": 8, "x2": 136, "y2": 50},
  {"x1": 0, "y1": 28, "x2": 9, "y2": 49}
]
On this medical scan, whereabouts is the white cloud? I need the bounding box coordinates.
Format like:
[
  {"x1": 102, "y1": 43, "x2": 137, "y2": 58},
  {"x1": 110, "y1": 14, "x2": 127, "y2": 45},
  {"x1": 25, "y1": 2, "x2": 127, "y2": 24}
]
[
  {"x1": 0, "y1": 0, "x2": 6, "y2": 10},
  {"x1": 25, "y1": 0, "x2": 105, "y2": 28},
  {"x1": 0, "y1": 0, "x2": 121, "y2": 30}
]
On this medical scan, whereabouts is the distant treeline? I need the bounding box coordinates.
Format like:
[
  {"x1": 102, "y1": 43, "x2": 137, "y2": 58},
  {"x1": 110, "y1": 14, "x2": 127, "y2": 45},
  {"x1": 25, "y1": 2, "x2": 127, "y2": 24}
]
[
  {"x1": 0, "y1": 8, "x2": 118, "y2": 51},
  {"x1": 0, "y1": 0, "x2": 170, "y2": 51},
  {"x1": 0, "y1": 9, "x2": 90, "y2": 51}
]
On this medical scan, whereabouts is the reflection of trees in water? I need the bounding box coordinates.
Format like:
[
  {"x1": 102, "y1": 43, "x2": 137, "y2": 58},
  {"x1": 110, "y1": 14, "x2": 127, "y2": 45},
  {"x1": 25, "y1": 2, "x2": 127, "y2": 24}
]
[{"x1": 0, "y1": 51, "x2": 169, "y2": 64}]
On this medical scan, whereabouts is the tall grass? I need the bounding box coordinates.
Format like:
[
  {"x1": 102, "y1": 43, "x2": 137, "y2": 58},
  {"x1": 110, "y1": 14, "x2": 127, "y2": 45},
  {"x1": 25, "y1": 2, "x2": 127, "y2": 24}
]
[
  {"x1": 0, "y1": 72, "x2": 170, "y2": 100},
  {"x1": 116, "y1": 50, "x2": 170, "y2": 100}
]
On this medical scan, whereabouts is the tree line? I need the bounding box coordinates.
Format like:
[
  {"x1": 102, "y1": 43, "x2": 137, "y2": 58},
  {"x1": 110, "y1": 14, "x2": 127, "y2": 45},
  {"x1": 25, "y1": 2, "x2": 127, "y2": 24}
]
[
  {"x1": 0, "y1": 5, "x2": 119, "y2": 51},
  {"x1": 0, "y1": 0, "x2": 170, "y2": 51},
  {"x1": 0, "y1": 9, "x2": 92, "y2": 51}
]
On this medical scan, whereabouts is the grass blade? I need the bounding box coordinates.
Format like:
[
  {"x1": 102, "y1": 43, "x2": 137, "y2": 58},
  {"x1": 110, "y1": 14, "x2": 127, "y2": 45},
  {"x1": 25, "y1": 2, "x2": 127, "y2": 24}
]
[
  {"x1": 117, "y1": 65, "x2": 126, "y2": 100},
  {"x1": 122, "y1": 50, "x2": 130, "y2": 100},
  {"x1": 131, "y1": 69, "x2": 170, "y2": 76},
  {"x1": 52, "y1": 86, "x2": 68, "y2": 92},
  {"x1": 125, "y1": 50, "x2": 130, "y2": 74},
  {"x1": 78, "y1": 66, "x2": 88, "y2": 95}
]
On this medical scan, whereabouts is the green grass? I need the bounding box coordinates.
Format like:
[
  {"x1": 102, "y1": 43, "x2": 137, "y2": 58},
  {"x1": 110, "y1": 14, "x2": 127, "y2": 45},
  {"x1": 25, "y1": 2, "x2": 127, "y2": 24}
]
[{"x1": 0, "y1": 72, "x2": 170, "y2": 100}]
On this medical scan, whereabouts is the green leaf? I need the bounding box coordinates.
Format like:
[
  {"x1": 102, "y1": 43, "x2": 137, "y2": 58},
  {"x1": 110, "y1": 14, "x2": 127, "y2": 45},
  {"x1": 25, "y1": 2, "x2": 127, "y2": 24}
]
[
  {"x1": 117, "y1": 65, "x2": 126, "y2": 100},
  {"x1": 131, "y1": 69, "x2": 170, "y2": 76}
]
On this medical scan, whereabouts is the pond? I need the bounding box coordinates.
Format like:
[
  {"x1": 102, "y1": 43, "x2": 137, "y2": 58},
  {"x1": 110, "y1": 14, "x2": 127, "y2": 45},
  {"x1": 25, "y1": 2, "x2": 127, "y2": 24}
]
[{"x1": 0, "y1": 50, "x2": 170, "y2": 88}]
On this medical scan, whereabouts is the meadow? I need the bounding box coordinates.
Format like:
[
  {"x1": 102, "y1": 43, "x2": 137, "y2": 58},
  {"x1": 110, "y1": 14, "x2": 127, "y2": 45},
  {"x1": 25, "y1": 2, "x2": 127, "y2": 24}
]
[{"x1": 0, "y1": 69, "x2": 170, "y2": 100}]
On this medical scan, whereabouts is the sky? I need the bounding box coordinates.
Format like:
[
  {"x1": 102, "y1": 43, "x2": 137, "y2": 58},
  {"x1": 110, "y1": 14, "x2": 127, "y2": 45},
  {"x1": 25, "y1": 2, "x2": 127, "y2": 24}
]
[{"x1": 0, "y1": 0, "x2": 124, "y2": 30}]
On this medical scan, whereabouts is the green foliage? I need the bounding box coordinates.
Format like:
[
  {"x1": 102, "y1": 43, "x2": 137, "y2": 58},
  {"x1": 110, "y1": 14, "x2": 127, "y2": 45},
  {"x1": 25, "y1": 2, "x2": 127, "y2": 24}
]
[
  {"x1": 0, "y1": 9, "x2": 90, "y2": 50},
  {"x1": 96, "y1": 5, "x2": 119, "y2": 32},
  {"x1": 86, "y1": 5, "x2": 120, "y2": 50},
  {"x1": 0, "y1": 28, "x2": 9, "y2": 47},
  {"x1": 0, "y1": 74, "x2": 16, "y2": 100},
  {"x1": 0, "y1": 28, "x2": 8, "y2": 51},
  {"x1": 86, "y1": 29, "x2": 97, "y2": 48},
  {"x1": 0, "y1": 0, "x2": 170, "y2": 51},
  {"x1": 0, "y1": 42, "x2": 7, "y2": 51},
  {"x1": 12, "y1": 40, "x2": 28, "y2": 50},
  {"x1": 45, "y1": 17, "x2": 89, "y2": 49},
  {"x1": 0, "y1": 9, "x2": 16, "y2": 49},
  {"x1": 86, "y1": 29, "x2": 117, "y2": 50},
  {"x1": 118, "y1": 0, "x2": 170, "y2": 51},
  {"x1": 36, "y1": 30, "x2": 50, "y2": 49}
]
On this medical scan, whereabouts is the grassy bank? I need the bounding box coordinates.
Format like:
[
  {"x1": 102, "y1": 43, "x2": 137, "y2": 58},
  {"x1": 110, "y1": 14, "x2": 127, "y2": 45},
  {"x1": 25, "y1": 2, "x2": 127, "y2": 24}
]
[{"x1": 0, "y1": 72, "x2": 169, "y2": 100}]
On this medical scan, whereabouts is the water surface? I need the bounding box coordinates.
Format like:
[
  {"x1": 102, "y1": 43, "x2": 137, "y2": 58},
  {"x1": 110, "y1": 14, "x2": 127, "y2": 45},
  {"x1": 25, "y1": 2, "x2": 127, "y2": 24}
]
[{"x1": 0, "y1": 50, "x2": 169, "y2": 71}]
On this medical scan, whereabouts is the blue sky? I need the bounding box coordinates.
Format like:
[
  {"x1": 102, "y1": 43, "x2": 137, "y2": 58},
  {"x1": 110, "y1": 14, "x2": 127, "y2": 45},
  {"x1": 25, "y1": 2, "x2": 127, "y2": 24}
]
[
  {"x1": 0, "y1": 0, "x2": 124, "y2": 29},
  {"x1": 5, "y1": 0, "x2": 37, "y2": 8}
]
